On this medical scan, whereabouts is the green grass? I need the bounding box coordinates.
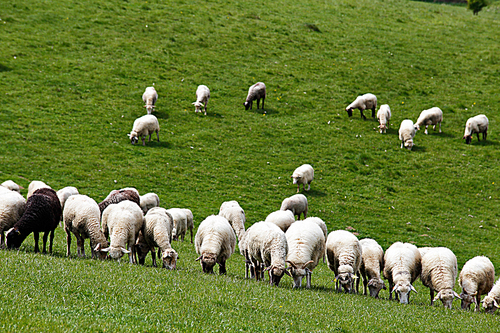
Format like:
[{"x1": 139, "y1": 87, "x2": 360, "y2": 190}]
[{"x1": 1, "y1": 0, "x2": 500, "y2": 331}]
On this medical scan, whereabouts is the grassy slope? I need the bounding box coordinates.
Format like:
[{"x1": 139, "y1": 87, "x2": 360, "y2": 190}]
[{"x1": 1, "y1": 0, "x2": 500, "y2": 331}]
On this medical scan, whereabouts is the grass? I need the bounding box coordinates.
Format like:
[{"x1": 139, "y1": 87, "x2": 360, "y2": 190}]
[{"x1": 0, "y1": 0, "x2": 500, "y2": 331}]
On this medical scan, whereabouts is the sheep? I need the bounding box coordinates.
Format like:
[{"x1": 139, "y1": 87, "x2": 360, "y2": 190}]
[
  {"x1": 57, "y1": 186, "x2": 79, "y2": 216},
  {"x1": 98, "y1": 189, "x2": 140, "y2": 218},
  {"x1": 6, "y1": 188, "x2": 61, "y2": 254},
  {"x1": 136, "y1": 207, "x2": 178, "y2": 269},
  {"x1": 459, "y1": 256, "x2": 495, "y2": 311},
  {"x1": 345, "y1": 93, "x2": 377, "y2": 120},
  {"x1": 418, "y1": 247, "x2": 434, "y2": 259},
  {"x1": 285, "y1": 220, "x2": 325, "y2": 288},
  {"x1": 483, "y1": 278, "x2": 500, "y2": 314},
  {"x1": 383, "y1": 242, "x2": 421, "y2": 304},
  {"x1": 1, "y1": 180, "x2": 22, "y2": 193},
  {"x1": 127, "y1": 114, "x2": 160, "y2": 146},
  {"x1": 139, "y1": 192, "x2": 160, "y2": 215},
  {"x1": 420, "y1": 247, "x2": 460, "y2": 309},
  {"x1": 0, "y1": 186, "x2": 11, "y2": 194},
  {"x1": 302, "y1": 216, "x2": 328, "y2": 262},
  {"x1": 376, "y1": 104, "x2": 391, "y2": 134},
  {"x1": 100, "y1": 200, "x2": 144, "y2": 263},
  {"x1": 265, "y1": 210, "x2": 295, "y2": 232},
  {"x1": 415, "y1": 107, "x2": 443, "y2": 135},
  {"x1": 244, "y1": 82, "x2": 266, "y2": 110},
  {"x1": 291, "y1": 164, "x2": 314, "y2": 193},
  {"x1": 63, "y1": 194, "x2": 109, "y2": 260},
  {"x1": 219, "y1": 201, "x2": 246, "y2": 241},
  {"x1": 195, "y1": 215, "x2": 236, "y2": 275},
  {"x1": 325, "y1": 230, "x2": 362, "y2": 293},
  {"x1": 245, "y1": 221, "x2": 291, "y2": 286},
  {"x1": 142, "y1": 86, "x2": 158, "y2": 114},
  {"x1": 182, "y1": 208, "x2": 194, "y2": 243},
  {"x1": 399, "y1": 119, "x2": 416, "y2": 150},
  {"x1": 166, "y1": 208, "x2": 188, "y2": 242},
  {"x1": 280, "y1": 194, "x2": 308, "y2": 220},
  {"x1": 27, "y1": 180, "x2": 51, "y2": 198},
  {"x1": 0, "y1": 191, "x2": 26, "y2": 247},
  {"x1": 192, "y1": 85, "x2": 210, "y2": 115},
  {"x1": 463, "y1": 114, "x2": 488, "y2": 144},
  {"x1": 359, "y1": 238, "x2": 386, "y2": 298}
]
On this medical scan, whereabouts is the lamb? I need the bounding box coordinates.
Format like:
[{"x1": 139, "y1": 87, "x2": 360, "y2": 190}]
[
  {"x1": 57, "y1": 186, "x2": 79, "y2": 214},
  {"x1": 244, "y1": 82, "x2": 266, "y2": 110},
  {"x1": 6, "y1": 188, "x2": 61, "y2": 253},
  {"x1": 1, "y1": 180, "x2": 22, "y2": 193},
  {"x1": 399, "y1": 119, "x2": 416, "y2": 150},
  {"x1": 285, "y1": 220, "x2": 325, "y2": 288},
  {"x1": 142, "y1": 86, "x2": 158, "y2": 114},
  {"x1": 376, "y1": 104, "x2": 391, "y2": 134},
  {"x1": 325, "y1": 230, "x2": 362, "y2": 293},
  {"x1": 166, "y1": 208, "x2": 188, "y2": 241},
  {"x1": 383, "y1": 242, "x2": 421, "y2": 304},
  {"x1": 0, "y1": 191, "x2": 26, "y2": 247},
  {"x1": 192, "y1": 85, "x2": 210, "y2": 115},
  {"x1": 280, "y1": 194, "x2": 308, "y2": 220},
  {"x1": 345, "y1": 93, "x2": 377, "y2": 120},
  {"x1": 265, "y1": 210, "x2": 295, "y2": 232},
  {"x1": 139, "y1": 192, "x2": 160, "y2": 215},
  {"x1": 245, "y1": 221, "x2": 291, "y2": 286},
  {"x1": 415, "y1": 107, "x2": 443, "y2": 135},
  {"x1": 459, "y1": 256, "x2": 495, "y2": 311},
  {"x1": 359, "y1": 238, "x2": 386, "y2": 298},
  {"x1": 483, "y1": 278, "x2": 500, "y2": 314},
  {"x1": 420, "y1": 247, "x2": 460, "y2": 309},
  {"x1": 27, "y1": 180, "x2": 51, "y2": 198},
  {"x1": 127, "y1": 114, "x2": 160, "y2": 146},
  {"x1": 195, "y1": 215, "x2": 236, "y2": 275},
  {"x1": 98, "y1": 189, "x2": 141, "y2": 218},
  {"x1": 463, "y1": 114, "x2": 488, "y2": 144},
  {"x1": 291, "y1": 164, "x2": 314, "y2": 193},
  {"x1": 100, "y1": 200, "x2": 144, "y2": 263},
  {"x1": 63, "y1": 194, "x2": 109, "y2": 259}
]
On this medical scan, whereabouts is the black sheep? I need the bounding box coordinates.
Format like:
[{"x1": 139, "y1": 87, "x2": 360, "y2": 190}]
[
  {"x1": 6, "y1": 188, "x2": 61, "y2": 253},
  {"x1": 98, "y1": 189, "x2": 140, "y2": 217}
]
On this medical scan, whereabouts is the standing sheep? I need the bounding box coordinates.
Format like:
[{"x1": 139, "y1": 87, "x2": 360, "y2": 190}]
[
  {"x1": 182, "y1": 208, "x2": 194, "y2": 243},
  {"x1": 139, "y1": 193, "x2": 160, "y2": 215},
  {"x1": 326, "y1": 230, "x2": 362, "y2": 293},
  {"x1": 128, "y1": 114, "x2": 160, "y2": 146},
  {"x1": 376, "y1": 104, "x2": 391, "y2": 134},
  {"x1": 142, "y1": 86, "x2": 158, "y2": 114},
  {"x1": 359, "y1": 238, "x2": 386, "y2": 298},
  {"x1": 1, "y1": 180, "x2": 22, "y2": 193},
  {"x1": 265, "y1": 210, "x2": 295, "y2": 232},
  {"x1": 27, "y1": 180, "x2": 51, "y2": 198},
  {"x1": 463, "y1": 114, "x2": 488, "y2": 144},
  {"x1": 166, "y1": 208, "x2": 188, "y2": 242},
  {"x1": 192, "y1": 85, "x2": 210, "y2": 115},
  {"x1": 280, "y1": 194, "x2": 308, "y2": 220},
  {"x1": 399, "y1": 119, "x2": 416, "y2": 150},
  {"x1": 244, "y1": 82, "x2": 266, "y2": 110},
  {"x1": 415, "y1": 107, "x2": 443, "y2": 135},
  {"x1": 345, "y1": 93, "x2": 377, "y2": 120},
  {"x1": 291, "y1": 164, "x2": 314, "y2": 193},
  {"x1": 57, "y1": 186, "x2": 79, "y2": 221},
  {"x1": 98, "y1": 189, "x2": 141, "y2": 218},
  {"x1": 0, "y1": 191, "x2": 26, "y2": 247},
  {"x1": 483, "y1": 278, "x2": 500, "y2": 314},
  {"x1": 218, "y1": 201, "x2": 246, "y2": 242},
  {"x1": 459, "y1": 256, "x2": 495, "y2": 311}
]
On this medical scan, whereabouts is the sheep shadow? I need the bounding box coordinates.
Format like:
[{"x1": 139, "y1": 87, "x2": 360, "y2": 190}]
[
  {"x1": 410, "y1": 145, "x2": 426, "y2": 152},
  {"x1": 250, "y1": 107, "x2": 279, "y2": 115},
  {"x1": 303, "y1": 189, "x2": 327, "y2": 197},
  {"x1": 0, "y1": 63, "x2": 12, "y2": 72},
  {"x1": 152, "y1": 110, "x2": 169, "y2": 120},
  {"x1": 204, "y1": 111, "x2": 224, "y2": 118},
  {"x1": 469, "y1": 139, "x2": 499, "y2": 146},
  {"x1": 421, "y1": 131, "x2": 454, "y2": 138}
]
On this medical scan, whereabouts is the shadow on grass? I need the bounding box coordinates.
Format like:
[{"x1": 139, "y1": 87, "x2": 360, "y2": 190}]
[
  {"x1": 304, "y1": 189, "x2": 327, "y2": 197},
  {"x1": 411, "y1": 145, "x2": 427, "y2": 152},
  {"x1": 470, "y1": 140, "x2": 499, "y2": 146},
  {"x1": 153, "y1": 110, "x2": 169, "y2": 119},
  {"x1": 0, "y1": 64, "x2": 12, "y2": 72},
  {"x1": 205, "y1": 111, "x2": 224, "y2": 118},
  {"x1": 147, "y1": 141, "x2": 171, "y2": 148},
  {"x1": 251, "y1": 107, "x2": 279, "y2": 115}
]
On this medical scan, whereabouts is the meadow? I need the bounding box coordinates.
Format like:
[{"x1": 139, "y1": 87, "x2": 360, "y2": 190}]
[{"x1": 1, "y1": 0, "x2": 500, "y2": 331}]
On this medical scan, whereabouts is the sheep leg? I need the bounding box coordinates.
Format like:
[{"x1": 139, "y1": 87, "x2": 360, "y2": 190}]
[
  {"x1": 360, "y1": 110, "x2": 367, "y2": 120},
  {"x1": 49, "y1": 230, "x2": 55, "y2": 254},
  {"x1": 262, "y1": 97, "x2": 265, "y2": 110},
  {"x1": 76, "y1": 234, "x2": 85, "y2": 257},
  {"x1": 430, "y1": 289, "x2": 434, "y2": 306},
  {"x1": 151, "y1": 249, "x2": 157, "y2": 267},
  {"x1": 66, "y1": 229, "x2": 72, "y2": 257},
  {"x1": 257, "y1": 99, "x2": 260, "y2": 109},
  {"x1": 190, "y1": 229, "x2": 193, "y2": 243},
  {"x1": 32, "y1": 232, "x2": 40, "y2": 253},
  {"x1": 371, "y1": 108, "x2": 376, "y2": 119},
  {"x1": 307, "y1": 182, "x2": 311, "y2": 191},
  {"x1": 483, "y1": 130, "x2": 487, "y2": 140},
  {"x1": 388, "y1": 281, "x2": 394, "y2": 300},
  {"x1": 148, "y1": 133, "x2": 152, "y2": 142},
  {"x1": 363, "y1": 276, "x2": 368, "y2": 295},
  {"x1": 42, "y1": 231, "x2": 49, "y2": 254},
  {"x1": 219, "y1": 260, "x2": 227, "y2": 275},
  {"x1": 0, "y1": 232, "x2": 4, "y2": 248},
  {"x1": 477, "y1": 133, "x2": 480, "y2": 141},
  {"x1": 303, "y1": 208, "x2": 307, "y2": 219},
  {"x1": 296, "y1": 185, "x2": 300, "y2": 193},
  {"x1": 156, "y1": 130, "x2": 160, "y2": 142},
  {"x1": 129, "y1": 244, "x2": 134, "y2": 264},
  {"x1": 306, "y1": 271, "x2": 311, "y2": 289},
  {"x1": 142, "y1": 137, "x2": 146, "y2": 146},
  {"x1": 439, "y1": 122, "x2": 442, "y2": 133},
  {"x1": 424, "y1": 125, "x2": 429, "y2": 135},
  {"x1": 355, "y1": 276, "x2": 360, "y2": 294}
]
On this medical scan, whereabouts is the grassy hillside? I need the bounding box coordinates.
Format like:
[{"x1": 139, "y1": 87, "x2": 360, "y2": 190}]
[{"x1": 1, "y1": 0, "x2": 500, "y2": 331}]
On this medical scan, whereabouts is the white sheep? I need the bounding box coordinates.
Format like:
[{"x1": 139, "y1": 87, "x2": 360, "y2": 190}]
[
  {"x1": 291, "y1": 164, "x2": 314, "y2": 193},
  {"x1": 265, "y1": 210, "x2": 295, "y2": 232},
  {"x1": 182, "y1": 208, "x2": 194, "y2": 243},
  {"x1": 285, "y1": 220, "x2": 325, "y2": 288},
  {"x1": 376, "y1": 104, "x2": 391, "y2": 134},
  {"x1": 1, "y1": 180, "x2": 22, "y2": 193},
  {"x1": 420, "y1": 247, "x2": 460, "y2": 309},
  {"x1": 27, "y1": 180, "x2": 51, "y2": 198},
  {"x1": 459, "y1": 256, "x2": 495, "y2": 311},
  {"x1": 166, "y1": 208, "x2": 188, "y2": 242},
  {"x1": 359, "y1": 238, "x2": 386, "y2": 298},
  {"x1": 326, "y1": 230, "x2": 362, "y2": 293},
  {"x1": 195, "y1": 215, "x2": 236, "y2": 275},
  {"x1": 142, "y1": 86, "x2": 158, "y2": 114},
  {"x1": 219, "y1": 201, "x2": 246, "y2": 241},
  {"x1": 244, "y1": 82, "x2": 266, "y2": 110},
  {"x1": 345, "y1": 93, "x2": 377, "y2": 120},
  {"x1": 0, "y1": 191, "x2": 26, "y2": 247},
  {"x1": 383, "y1": 242, "x2": 421, "y2": 304},
  {"x1": 415, "y1": 107, "x2": 443, "y2": 135},
  {"x1": 192, "y1": 85, "x2": 210, "y2": 115},
  {"x1": 418, "y1": 247, "x2": 434, "y2": 259},
  {"x1": 127, "y1": 114, "x2": 160, "y2": 146},
  {"x1": 483, "y1": 278, "x2": 500, "y2": 314},
  {"x1": 101, "y1": 200, "x2": 144, "y2": 263},
  {"x1": 463, "y1": 114, "x2": 488, "y2": 144},
  {"x1": 302, "y1": 216, "x2": 328, "y2": 262},
  {"x1": 399, "y1": 119, "x2": 416, "y2": 150},
  {"x1": 57, "y1": 186, "x2": 79, "y2": 214},
  {"x1": 139, "y1": 193, "x2": 160, "y2": 215},
  {"x1": 280, "y1": 194, "x2": 308, "y2": 220},
  {"x1": 63, "y1": 195, "x2": 109, "y2": 259}
]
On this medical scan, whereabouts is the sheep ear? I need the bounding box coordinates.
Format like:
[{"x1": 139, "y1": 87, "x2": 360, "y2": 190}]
[
  {"x1": 284, "y1": 269, "x2": 292, "y2": 277},
  {"x1": 433, "y1": 291, "x2": 441, "y2": 302},
  {"x1": 392, "y1": 285, "x2": 398, "y2": 293},
  {"x1": 121, "y1": 247, "x2": 131, "y2": 254},
  {"x1": 410, "y1": 285, "x2": 418, "y2": 293},
  {"x1": 454, "y1": 291, "x2": 462, "y2": 300},
  {"x1": 195, "y1": 255, "x2": 203, "y2": 261},
  {"x1": 192, "y1": 102, "x2": 196, "y2": 105},
  {"x1": 304, "y1": 260, "x2": 314, "y2": 267},
  {"x1": 286, "y1": 260, "x2": 297, "y2": 269},
  {"x1": 94, "y1": 243, "x2": 102, "y2": 251},
  {"x1": 493, "y1": 300, "x2": 499, "y2": 308},
  {"x1": 100, "y1": 247, "x2": 111, "y2": 253}
]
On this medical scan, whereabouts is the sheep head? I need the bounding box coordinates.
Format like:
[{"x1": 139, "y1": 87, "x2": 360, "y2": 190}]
[
  {"x1": 93, "y1": 243, "x2": 110, "y2": 260},
  {"x1": 133, "y1": 240, "x2": 150, "y2": 265},
  {"x1": 5, "y1": 227, "x2": 26, "y2": 249},
  {"x1": 346, "y1": 107, "x2": 353, "y2": 117},
  {"x1": 286, "y1": 260, "x2": 313, "y2": 288},
  {"x1": 128, "y1": 132, "x2": 139, "y2": 145},
  {"x1": 196, "y1": 253, "x2": 216, "y2": 274},
  {"x1": 162, "y1": 249, "x2": 178, "y2": 270},
  {"x1": 144, "y1": 105, "x2": 155, "y2": 114},
  {"x1": 460, "y1": 291, "x2": 477, "y2": 310},
  {"x1": 392, "y1": 282, "x2": 417, "y2": 304},
  {"x1": 434, "y1": 289, "x2": 461, "y2": 309},
  {"x1": 483, "y1": 296, "x2": 499, "y2": 314},
  {"x1": 463, "y1": 135, "x2": 472, "y2": 144},
  {"x1": 192, "y1": 101, "x2": 203, "y2": 113},
  {"x1": 244, "y1": 101, "x2": 251, "y2": 110},
  {"x1": 368, "y1": 277, "x2": 386, "y2": 298},
  {"x1": 100, "y1": 246, "x2": 130, "y2": 260},
  {"x1": 404, "y1": 139, "x2": 414, "y2": 150},
  {"x1": 266, "y1": 264, "x2": 290, "y2": 287}
]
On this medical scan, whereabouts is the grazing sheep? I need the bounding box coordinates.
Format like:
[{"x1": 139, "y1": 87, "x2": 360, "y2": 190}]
[
  {"x1": 98, "y1": 189, "x2": 141, "y2": 218},
  {"x1": 326, "y1": 230, "x2": 362, "y2": 293},
  {"x1": 285, "y1": 220, "x2": 325, "y2": 288},
  {"x1": 127, "y1": 114, "x2": 160, "y2": 146},
  {"x1": 415, "y1": 107, "x2": 443, "y2": 135},
  {"x1": 0, "y1": 186, "x2": 11, "y2": 194},
  {"x1": 27, "y1": 180, "x2": 51, "y2": 198},
  {"x1": 399, "y1": 119, "x2": 416, "y2": 150},
  {"x1": 6, "y1": 188, "x2": 61, "y2": 253},
  {"x1": 192, "y1": 85, "x2": 210, "y2": 115},
  {"x1": 280, "y1": 194, "x2": 308, "y2": 220},
  {"x1": 57, "y1": 186, "x2": 79, "y2": 215},
  {"x1": 244, "y1": 82, "x2": 266, "y2": 110},
  {"x1": 483, "y1": 278, "x2": 500, "y2": 314},
  {"x1": 195, "y1": 215, "x2": 236, "y2": 275},
  {"x1": 359, "y1": 238, "x2": 386, "y2": 298},
  {"x1": 166, "y1": 208, "x2": 188, "y2": 242},
  {"x1": 0, "y1": 191, "x2": 26, "y2": 247},
  {"x1": 291, "y1": 164, "x2": 314, "y2": 193},
  {"x1": 63, "y1": 195, "x2": 109, "y2": 259},
  {"x1": 182, "y1": 208, "x2": 194, "y2": 243},
  {"x1": 383, "y1": 242, "x2": 421, "y2": 304},
  {"x1": 376, "y1": 104, "x2": 391, "y2": 134},
  {"x1": 463, "y1": 114, "x2": 488, "y2": 144},
  {"x1": 302, "y1": 216, "x2": 328, "y2": 262},
  {"x1": 1, "y1": 180, "x2": 22, "y2": 193},
  {"x1": 345, "y1": 93, "x2": 377, "y2": 120},
  {"x1": 418, "y1": 247, "x2": 434, "y2": 259},
  {"x1": 139, "y1": 193, "x2": 160, "y2": 215},
  {"x1": 265, "y1": 210, "x2": 295, "y2": 232},
  {"x1": 420, "y1": 247, "x2": 460, "y2": 309},
  {"x1": 459, "y1": 256, "x2": 495, "y2": 311},
  {"x1": 219, "y1": 201, "x2": 246, "y2": 241},
  {"x1": 142, "y1": 86, "x2": 158, "y2": 114},
  {"x1": 101, "y1": 200, "x2": 144, "y2": 263}
]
